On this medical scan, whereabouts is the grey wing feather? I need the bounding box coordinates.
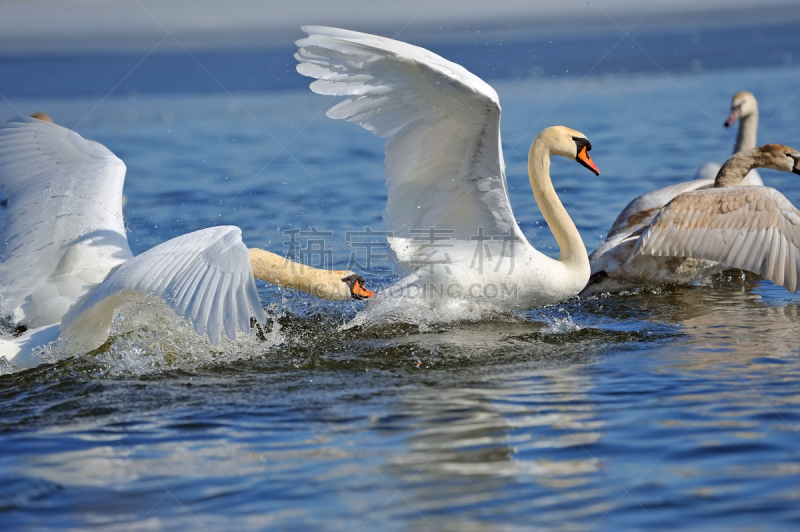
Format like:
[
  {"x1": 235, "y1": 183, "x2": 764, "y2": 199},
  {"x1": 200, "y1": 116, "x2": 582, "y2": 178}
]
[
  {"x1": 634, "y1": 187, "x2": 800, "y2": 292},
  {"x1": 606, "y1": 178, "x2": 714, "y2": 240},
  {"x1": 588, "y1": 177, "x2": 714, "y2": 275}
]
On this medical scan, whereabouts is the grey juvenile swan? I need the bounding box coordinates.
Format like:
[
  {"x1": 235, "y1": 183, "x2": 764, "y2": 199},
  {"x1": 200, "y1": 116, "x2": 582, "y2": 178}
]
[{"x1": 584, "y1": 144, "x2": 800, "y2": 294}]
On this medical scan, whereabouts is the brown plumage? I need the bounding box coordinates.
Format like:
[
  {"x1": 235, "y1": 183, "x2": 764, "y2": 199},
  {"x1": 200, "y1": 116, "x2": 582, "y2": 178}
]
[{"x1": 585, "y1": 144, "x2": 800, "y2": 295}]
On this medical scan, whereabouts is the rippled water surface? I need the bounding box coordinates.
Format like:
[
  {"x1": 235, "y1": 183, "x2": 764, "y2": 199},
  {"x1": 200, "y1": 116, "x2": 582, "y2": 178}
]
[{"x1": 2, "y1": 23, "x2": 800, "y2": 530}]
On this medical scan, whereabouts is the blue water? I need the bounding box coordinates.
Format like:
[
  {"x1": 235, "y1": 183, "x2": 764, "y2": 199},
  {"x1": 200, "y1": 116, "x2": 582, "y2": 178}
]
[{"x1": 2, "y1": 21, "x2": 800, "y2": 530}]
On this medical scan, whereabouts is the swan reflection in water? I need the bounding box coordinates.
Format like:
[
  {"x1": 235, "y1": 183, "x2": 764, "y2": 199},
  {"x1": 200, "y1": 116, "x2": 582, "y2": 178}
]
[
  {"x1": 604, "y1": 281, "x2": 800, "y2": 365},
  {"x1": 361, "y1": 323, "x2": 612, "y2": 523},
  {"x1": 366, "y1": 281, "x2": 800, "y2": 526}
]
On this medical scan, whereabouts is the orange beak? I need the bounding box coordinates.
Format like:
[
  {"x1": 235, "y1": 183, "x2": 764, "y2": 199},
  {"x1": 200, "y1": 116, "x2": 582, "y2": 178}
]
[
  {"x1": 352, "y1": 280, "x2": 375, "y2": 299},
  {"x1": 577, "y1": 145, "x2": 600, "y2": 176}
]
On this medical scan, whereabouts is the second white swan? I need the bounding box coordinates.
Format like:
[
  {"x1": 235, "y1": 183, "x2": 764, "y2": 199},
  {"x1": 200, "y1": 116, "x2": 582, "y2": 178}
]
[{"x1": 0, "y1": 117, "x2": 373, "y2": 368}]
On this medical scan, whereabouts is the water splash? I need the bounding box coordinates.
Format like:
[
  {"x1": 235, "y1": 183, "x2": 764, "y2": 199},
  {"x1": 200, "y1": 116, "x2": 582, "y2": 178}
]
[
  {"x1": 89, "y1": 296, "x2": 284, "y2": 376},
  {"x1": 343, "y1": 286, "x2": 511, "y2": 331},
  {"x1": 542, "y1": 316, "x2": 582, "y2": 335},
  {"x1": 0, "y1": 295, "x2": 285, "y2": 376}
]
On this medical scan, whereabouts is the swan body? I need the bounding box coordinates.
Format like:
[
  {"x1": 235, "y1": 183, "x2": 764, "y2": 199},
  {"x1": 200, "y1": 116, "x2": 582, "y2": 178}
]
[
  {"x1": 295, "y1": 27, "x2": 599, "y2": 311},
  {"x1": 693, "y1": 91, "x2": 763, "y2": 186},
  {"x1": 0, "y1": 117, "x2": 372, "y2": 369},
  {"x1": 585, "y1": 91, "x2": 766, "y2": 295},
  {"x1": 585, "y1": 177, "x2": 721, "y2": 293},
  {"x1": 584, "y1": 144, "x2": 800, "y2": 295}
]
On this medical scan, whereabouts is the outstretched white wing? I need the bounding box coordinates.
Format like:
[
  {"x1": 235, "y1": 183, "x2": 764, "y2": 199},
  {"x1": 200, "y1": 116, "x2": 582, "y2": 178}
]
[
  {"x1": 61, "y1": 226, "x2": 267, "y2": 349},
  {"x1": 634, "y1": 187, "x2": 800, "y2": 292},
  {"x1": 0, "y1": 116, "x2": 133, "y2": 327},
  {"x1": 296, "y1": 26, "x2": 525, "y2": 261}
]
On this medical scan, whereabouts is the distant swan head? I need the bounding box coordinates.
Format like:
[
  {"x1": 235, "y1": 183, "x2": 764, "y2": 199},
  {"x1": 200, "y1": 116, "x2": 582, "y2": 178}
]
[{"x1": 725, "y1": 90, "x2": 757, "y2": 127}]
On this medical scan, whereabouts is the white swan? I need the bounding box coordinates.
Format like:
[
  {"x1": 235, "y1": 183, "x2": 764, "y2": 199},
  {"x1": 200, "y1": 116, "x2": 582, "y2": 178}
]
[
  {"x1": 0, "y1": 116, "x2": 373, "y2": 369},
  {"x1": 295, "y1": 27, "x2": 600, "y2": 312},
  {"x1": 584, "y1": 144, "x2": 800, "y2": 294},
  {"x1": 694, "y1": 91, "x2": 763, "y2": 186}
]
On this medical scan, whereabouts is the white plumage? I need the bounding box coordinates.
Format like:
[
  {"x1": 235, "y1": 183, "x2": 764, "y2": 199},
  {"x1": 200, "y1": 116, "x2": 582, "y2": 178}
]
[
  {"x1": 296, "y1": 27, "x2": 599, "y2": 312},
  {"x1": 297, "y1": 26, "x2": 516, "y2": 247},
  {"x1": 0, "y1": 117, "x2": 132, "y2": 326},
  {"x1": 0, "y1": 117, "x2": 266, "y2": 368},
  {"x1": 60, "y1": 226, "x2": 265, "y2": 350}
]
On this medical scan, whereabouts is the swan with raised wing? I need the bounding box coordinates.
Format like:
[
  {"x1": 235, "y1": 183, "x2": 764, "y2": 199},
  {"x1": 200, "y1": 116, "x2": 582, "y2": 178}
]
[
  {"x1": 0, "y1": 117, "x2": 373, "y2": 369},
  {"x1": 295, "y1": 27, "x2": 600, "y2": 313},
  {"x1": 584, "y1": 144, "x2": 800, "y2": 295}
]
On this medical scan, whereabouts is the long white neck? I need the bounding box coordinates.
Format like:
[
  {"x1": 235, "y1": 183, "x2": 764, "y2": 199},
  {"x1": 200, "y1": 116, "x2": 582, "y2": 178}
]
[
  {"x1": 734, "y1": 109, "x2": 758, "y2": 153},
  {"x1": 249, "y1": 248, "x2": 352, "y2": 300},
  {"x1": 528, "y1": 141, "x2": 589, "y2": 272}
]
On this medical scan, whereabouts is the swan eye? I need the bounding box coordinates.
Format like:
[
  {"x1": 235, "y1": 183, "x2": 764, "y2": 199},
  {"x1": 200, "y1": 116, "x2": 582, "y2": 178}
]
[{"x1": 572, "y1": 136, "x2": 592, "y2": 152}]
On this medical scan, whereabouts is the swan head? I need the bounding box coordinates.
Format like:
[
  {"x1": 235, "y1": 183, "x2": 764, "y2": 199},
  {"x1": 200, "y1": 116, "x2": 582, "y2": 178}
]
[
  {"x1": 725, "y1": 91, "x2": 757, "y2": 127},
  {"x1": 717, "y1": 144, "x2": 800, "y2": 186},
  {"x1": 342, "y1": 273, "x2": 375, "y2": 299},
  {"x1": 29, "y1": 112, "x2": 53, "y2": 123},
  {"x1": 748, "y1": 144, "x2": 800, "y2": 174},
  {"x1": 536, "y1": 126, "x2": 600, "y2": 176},
  {"x1": 756, "y1": 144, "x2": 800, "y2": 175}
]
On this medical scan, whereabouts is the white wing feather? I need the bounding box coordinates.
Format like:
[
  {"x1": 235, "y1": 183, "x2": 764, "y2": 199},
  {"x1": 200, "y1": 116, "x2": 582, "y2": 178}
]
[
  {"x1": 61, "y1": 226, "x2": 266, "y2": 348},
  {"x1": 295, "y1": 26, "x2": 525, "y2": 262},
  {"x1": 0, "y1": 116, "x2": 133, "y2": 326},
  {"x1": 634, "y1": 187, "x2": 800, "y2": 292}
]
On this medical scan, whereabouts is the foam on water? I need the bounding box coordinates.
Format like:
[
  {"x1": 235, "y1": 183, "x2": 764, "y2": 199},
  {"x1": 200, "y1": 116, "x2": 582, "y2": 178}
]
[
  {"x1": 2, "y1": 295, "x2": 286, "y2": 376},
  {"x1": 344, "y1": 285, "x2": 518, "y2": 332},
  {"x1": 541, "y1": 315, "x2": 582, "y2": 335},
  {"x1": 96, "y1": 296, "x2": 285, "y2": 376}
]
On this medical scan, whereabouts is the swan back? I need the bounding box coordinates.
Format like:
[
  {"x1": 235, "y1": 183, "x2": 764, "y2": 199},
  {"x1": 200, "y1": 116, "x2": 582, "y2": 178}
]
[
  {"x1": 0, "y1": 117, "x2": 133, "y2": 327},
  {"x1": 634, "y1": 186, "x2": 800, "y2": 292}
]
